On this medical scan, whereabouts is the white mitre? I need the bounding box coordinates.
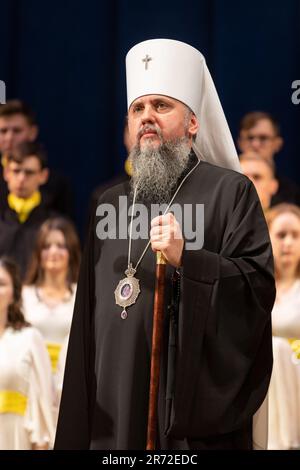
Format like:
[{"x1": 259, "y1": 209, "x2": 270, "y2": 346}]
[{"x1": 126, "y1": 39, "x2": 241, "y2": 172}]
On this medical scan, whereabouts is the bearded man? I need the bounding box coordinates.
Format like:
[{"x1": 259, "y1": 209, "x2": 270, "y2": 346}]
[{"x1": 55, "y1": 39, "x2": 275, "y2": 450}]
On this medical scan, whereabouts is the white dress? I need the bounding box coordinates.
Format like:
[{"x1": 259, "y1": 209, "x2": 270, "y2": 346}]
[
  {"x1": 0, "y1": 327, "x2": 55, "y2": 450},
  {"x1": 22, "y1": 285, "x2": 76, "y2": 424},
  {"x1": 22, "y1": 285, "x2": 76, "y2": 374},
  {"x1": 55, "y1": 336, "x2": 69, "y2": 406},
  {"x1": 268, "y1": 280, "x2": 300, "y2": 450}
]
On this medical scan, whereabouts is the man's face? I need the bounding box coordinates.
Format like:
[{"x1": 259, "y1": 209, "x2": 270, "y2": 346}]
[
  {"x1": 238, "y1": 118, "x2": 282, "y2": 161},
  {"x1": 4, "y1": 156, "x2": 48, "y2": 199},
  {"x1": 127, "y1": 95, "x2": 198, "y2": 150},
  {"x1": 0, "y1": 114, "x2": 38, "y2": 154},
  {"x1": 240, "y1": 156, "x2": 278, "y2": 210}
]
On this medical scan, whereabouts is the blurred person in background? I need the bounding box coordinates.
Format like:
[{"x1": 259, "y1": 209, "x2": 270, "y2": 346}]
[
  {"x1": 237, "y1": 112, "x2": 300, "y2": 206},
  {"x1": 266, "y1": 204, "x2": 300, "y2": 449},
  {"x1": 0, "y1": 100, "x2": 74, "y2": 218},
  {"x1": 239, "y1": 151, "x2": 278, "y2": 212},
  {"x1": 0, "y1": 256, "x2": 54, "y2": 450},
  {"x1": 23, "y1": 217, "x2": 80, "y2": 417},
  {"x1": 0, "y1": 142, "x2": 54, "y2": 278}
]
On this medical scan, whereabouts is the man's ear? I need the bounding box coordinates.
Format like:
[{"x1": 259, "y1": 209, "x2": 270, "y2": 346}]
[
  {"x1": 273, "y1": 136, "x2": 283, "y2": 154},
  {"x1": 39, "y1": 167, "x2": 49, "y2": 186},
  {"x1": 28, "y1": 125, "x2": 39, "y2": 142},
  {"x1": 189, "y1": 114, "x2": 199, "y2": 138},
  {"x1": 270, "y1": 177, "x2": 279, "y2": 196}
]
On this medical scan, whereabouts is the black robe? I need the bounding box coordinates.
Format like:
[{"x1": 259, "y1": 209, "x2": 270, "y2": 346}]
[{"x1": 55, "y1": 156, "x2": 275, "y2": 450}]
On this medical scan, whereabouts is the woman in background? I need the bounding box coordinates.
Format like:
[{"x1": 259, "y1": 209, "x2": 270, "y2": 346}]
[
  {"x1": 0, "y1": 256, "x2": 54, "y2": 449},
  {"x1": 22, "y1": 217, "x2": 80, "y2": 410},
  {"x1": 266, "y1": 203, "x2": 300, "y2": 449}
]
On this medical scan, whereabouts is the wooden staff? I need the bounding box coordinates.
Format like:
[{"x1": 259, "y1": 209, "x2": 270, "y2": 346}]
[{"x1": 146, "y1": 251, "x2": 167, "y2": 450}]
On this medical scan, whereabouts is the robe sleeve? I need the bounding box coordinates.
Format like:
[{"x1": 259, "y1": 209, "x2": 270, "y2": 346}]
[
  {"x1": 54, "y1": 207, "x2": 97, "y2": 449},
  {"x1": 165, "y1": 178, "x2": 275, "y2": 439},
  {"x1": 24, "y1": 328, "x2": 55, "y2": 448}
]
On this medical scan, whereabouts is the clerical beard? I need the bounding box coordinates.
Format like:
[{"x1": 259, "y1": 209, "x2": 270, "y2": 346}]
[{"x1": 129, "y1": 135, "x2": 191, "y2": 204}]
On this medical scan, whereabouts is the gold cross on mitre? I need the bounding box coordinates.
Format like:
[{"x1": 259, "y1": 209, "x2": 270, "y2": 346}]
[{"x1": 142, "y1": 54, "x2": 152, "y2": 70}]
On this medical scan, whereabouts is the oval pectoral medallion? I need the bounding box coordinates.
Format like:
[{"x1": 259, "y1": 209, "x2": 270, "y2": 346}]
[{"x1": 114, "y1": 265, "x2": 141, "y2": 319}]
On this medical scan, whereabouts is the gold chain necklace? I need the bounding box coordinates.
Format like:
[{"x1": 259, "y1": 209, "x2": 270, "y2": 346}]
[{"x1": 114, "y1": 158, "x2": 200, "y2": 319}]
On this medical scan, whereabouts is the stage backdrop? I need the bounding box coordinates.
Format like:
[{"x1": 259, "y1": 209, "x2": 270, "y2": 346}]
[{"x1": 1, "y1": 0, "x2": 299, "y2": 233}]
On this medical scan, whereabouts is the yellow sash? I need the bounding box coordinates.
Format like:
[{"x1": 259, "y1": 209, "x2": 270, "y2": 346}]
[
  {"x1": 46, "y1": 342, "x2": 62, "y2": 373},
  {"x1": 288, "y1": 338, "x2": 300, "y2": 360},
  {"x1": 8, "y1": 190, "x2": 41, "y2": 223},
  {"x1": 0, "y1": 390, "x2": 28, "y2": 416}
]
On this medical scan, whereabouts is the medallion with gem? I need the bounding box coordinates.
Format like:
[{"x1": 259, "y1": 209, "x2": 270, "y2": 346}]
[{"x1": 114, "y1": 263, "x2": 140, "y2": 319}]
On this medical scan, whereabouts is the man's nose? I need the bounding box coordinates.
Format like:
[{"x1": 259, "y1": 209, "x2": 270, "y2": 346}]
[
  {"x1": 250, "y1": 138, "x2": 262, "y2": 151},
  {"x1": 17, "y1": 171, "x2": 26, "y2": 183},
  {"x1": 4, "y1": 130, "x2": 14, "y2": 144},
  {"x1": 141, "y1": 105, "x2": 155, "y2": 124}
]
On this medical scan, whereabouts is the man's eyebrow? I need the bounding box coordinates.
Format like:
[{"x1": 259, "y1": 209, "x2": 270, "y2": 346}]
[
  {"x1": 132, "y1": 100, "x2": 143, "y2": 107},
  {"x1": 152, "y1": 97, "x2": 171, "y2": 103}
]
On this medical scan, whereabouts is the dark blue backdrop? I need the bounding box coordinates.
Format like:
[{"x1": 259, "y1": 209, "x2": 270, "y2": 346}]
[{"x1": 1, "y1": 0, "x2": 299, "y2": 232}]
